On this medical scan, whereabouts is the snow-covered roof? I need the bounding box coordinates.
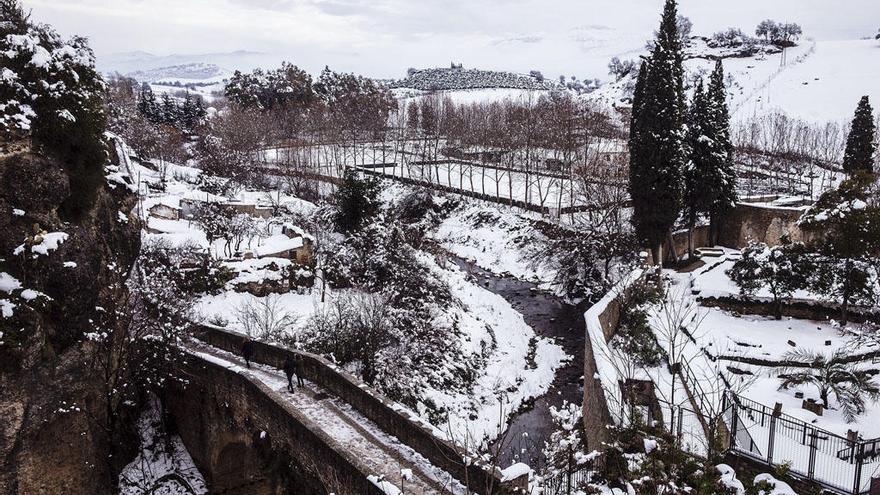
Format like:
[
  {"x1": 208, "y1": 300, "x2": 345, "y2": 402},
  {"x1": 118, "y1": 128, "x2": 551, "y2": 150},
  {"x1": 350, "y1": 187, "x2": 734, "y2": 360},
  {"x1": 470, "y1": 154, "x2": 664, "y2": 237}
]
[{"x1": 254, "y1": 234, "x2": 304, "y2": 258}]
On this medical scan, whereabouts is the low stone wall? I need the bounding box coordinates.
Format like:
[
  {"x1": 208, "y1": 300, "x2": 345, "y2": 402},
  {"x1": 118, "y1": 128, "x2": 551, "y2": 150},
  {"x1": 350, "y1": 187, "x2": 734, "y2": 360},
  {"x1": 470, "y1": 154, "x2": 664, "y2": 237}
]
[
  {"x1": 582, "y1": 271, "x2": 644, "y2": 450},
  {"x1": 194, "y1": 325, "x2": 522, "y2": 495},
  {"x1": 699, "y1": 296, "x2": 880, "y2": 325},
  {"x1": 167, "y1": 354, "x2": 385, "y2": 495}
]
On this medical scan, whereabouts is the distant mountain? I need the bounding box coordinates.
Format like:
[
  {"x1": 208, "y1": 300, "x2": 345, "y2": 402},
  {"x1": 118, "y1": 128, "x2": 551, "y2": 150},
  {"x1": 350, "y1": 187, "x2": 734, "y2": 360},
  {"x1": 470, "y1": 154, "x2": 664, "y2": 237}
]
[
  {"x1": 97, "y1": 50, "x2": 277, "y2": 77},
  {"x1": 126, "y1": 63, "x2": 230, "y2": 84}
]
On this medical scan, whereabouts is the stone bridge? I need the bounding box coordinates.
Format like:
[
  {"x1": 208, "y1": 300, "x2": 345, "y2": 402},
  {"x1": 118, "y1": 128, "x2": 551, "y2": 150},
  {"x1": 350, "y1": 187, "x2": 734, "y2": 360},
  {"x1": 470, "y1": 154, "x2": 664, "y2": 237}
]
[{"x1": 166, "y1": 325, "x2": 527, "y2": 495}]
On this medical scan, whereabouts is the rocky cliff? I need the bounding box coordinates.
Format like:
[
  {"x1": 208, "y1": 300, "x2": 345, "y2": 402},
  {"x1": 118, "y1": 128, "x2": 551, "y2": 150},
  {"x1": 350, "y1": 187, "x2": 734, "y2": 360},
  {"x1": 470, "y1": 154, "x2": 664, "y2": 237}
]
[{"x1": 0, "y1": 140, "x2": 141, "y2": 494}]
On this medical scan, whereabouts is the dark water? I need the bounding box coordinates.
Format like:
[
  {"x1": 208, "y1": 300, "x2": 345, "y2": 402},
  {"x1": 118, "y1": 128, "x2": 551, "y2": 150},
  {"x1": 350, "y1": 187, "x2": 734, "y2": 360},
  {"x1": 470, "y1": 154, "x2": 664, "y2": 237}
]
[{"x1": 450, "y1": 257, "x2": 586, "y2": 471}]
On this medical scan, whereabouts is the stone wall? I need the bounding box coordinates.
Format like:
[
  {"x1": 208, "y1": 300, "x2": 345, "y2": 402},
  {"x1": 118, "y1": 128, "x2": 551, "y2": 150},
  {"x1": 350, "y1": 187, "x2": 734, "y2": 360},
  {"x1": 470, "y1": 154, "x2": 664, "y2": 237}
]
[
  {"x1": 582, "y1": 272, "x2": 645, "y2": 450},
  {"x1": 167, "y1": 354, "x2": 385, "y2": 495},
  {"x1": 193, "y1": 325, "x2": 523, "y2": 495},
  {"x1": 719, "y1": 203, "x2": 813, "y2": 248}
]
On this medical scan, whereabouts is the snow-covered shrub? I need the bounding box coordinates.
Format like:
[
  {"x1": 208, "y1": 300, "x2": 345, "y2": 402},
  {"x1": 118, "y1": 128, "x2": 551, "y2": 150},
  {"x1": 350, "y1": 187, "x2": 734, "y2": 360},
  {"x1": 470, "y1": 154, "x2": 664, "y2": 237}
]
[
  {"x1": 595, "y1": 422, "x2": 739, "y2": 495},
  {"x1": 610, "y1": 281, "x2": 665, "y2": 367},
  {"x1": 726, "y1": 240, "x2": 812, "y2": 319}
]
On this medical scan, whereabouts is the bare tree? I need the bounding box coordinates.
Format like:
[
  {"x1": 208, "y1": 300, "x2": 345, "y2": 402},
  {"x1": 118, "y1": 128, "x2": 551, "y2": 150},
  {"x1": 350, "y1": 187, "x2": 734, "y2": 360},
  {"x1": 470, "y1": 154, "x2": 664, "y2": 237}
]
[{"x1": 235, "y1": 294, "x2": 299, "y2": 341}]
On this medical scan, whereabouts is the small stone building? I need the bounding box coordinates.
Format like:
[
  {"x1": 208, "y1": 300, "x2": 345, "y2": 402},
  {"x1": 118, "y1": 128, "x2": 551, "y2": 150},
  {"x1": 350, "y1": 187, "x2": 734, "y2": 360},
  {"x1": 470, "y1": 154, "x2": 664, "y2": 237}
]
[{"x1": 148, "y1": 202, "x2": 181, "y2": 220}]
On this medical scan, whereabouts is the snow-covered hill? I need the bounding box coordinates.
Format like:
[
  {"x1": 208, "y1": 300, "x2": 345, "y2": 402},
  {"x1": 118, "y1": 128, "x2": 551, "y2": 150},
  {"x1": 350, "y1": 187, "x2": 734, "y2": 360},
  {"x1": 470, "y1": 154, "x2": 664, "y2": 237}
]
[
  {"x1": 586, "y1": 38, "x2": 880, "y2": 124},
  {"x1": 125, "y1": 63, "x2": 230, "y2": 84}
]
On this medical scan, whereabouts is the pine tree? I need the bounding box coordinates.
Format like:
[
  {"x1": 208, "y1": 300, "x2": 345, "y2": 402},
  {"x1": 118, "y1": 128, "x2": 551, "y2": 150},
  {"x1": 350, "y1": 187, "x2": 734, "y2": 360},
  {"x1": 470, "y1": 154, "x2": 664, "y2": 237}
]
[
  {"x1": 628, "y1": 0, "x2": 687, "y2": 266},
  {"x1": 333, "y1": 169, "x2": 381, "y2": 233},
  {"x1": 842, "y1": 96, "x2": 877, "y2": 175},
  {"x1": 160, "y1": 93, "x2": 177, "y2": 127},
  {"x1": 181, "y1": 92, "x2": 195, "y2": 130}
]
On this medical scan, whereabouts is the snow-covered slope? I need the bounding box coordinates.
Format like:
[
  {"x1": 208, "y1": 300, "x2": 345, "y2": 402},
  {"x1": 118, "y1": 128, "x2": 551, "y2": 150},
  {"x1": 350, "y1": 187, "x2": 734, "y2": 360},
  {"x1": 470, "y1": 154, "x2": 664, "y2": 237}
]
[{"x1": 587, "y1": 38, "x2": 880, "y2": 124}]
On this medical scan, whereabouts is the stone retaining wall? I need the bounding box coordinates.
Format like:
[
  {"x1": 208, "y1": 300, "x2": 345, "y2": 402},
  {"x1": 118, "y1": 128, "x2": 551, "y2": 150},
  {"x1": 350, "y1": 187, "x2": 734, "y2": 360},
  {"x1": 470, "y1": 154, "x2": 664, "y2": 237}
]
[
  {"x1": 193, "y1": 325, "x2": 523, "y2": 495},
  {"x1": 167, "y1": 354, "x2": 385, "y2": 495},
  {"x1": 582, "y1": 271, "x2": 644, "y2": 450}
]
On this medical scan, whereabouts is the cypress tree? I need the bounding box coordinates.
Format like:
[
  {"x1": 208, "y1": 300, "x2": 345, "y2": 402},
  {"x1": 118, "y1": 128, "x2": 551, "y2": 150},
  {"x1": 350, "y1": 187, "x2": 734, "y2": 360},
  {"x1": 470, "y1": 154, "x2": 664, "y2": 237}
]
[
  {"x1": 684, "y1": 79, "x2": 710, "y2": 257},
  {"x1": 628, "y1": 0, "x2": 687, "y2": 266},
  {"x1": 842, "y1": 96, "x2": 877, "y2": 175},
  {"x1": 705, "y1": 60, "x2": 737, "y2": 243}
]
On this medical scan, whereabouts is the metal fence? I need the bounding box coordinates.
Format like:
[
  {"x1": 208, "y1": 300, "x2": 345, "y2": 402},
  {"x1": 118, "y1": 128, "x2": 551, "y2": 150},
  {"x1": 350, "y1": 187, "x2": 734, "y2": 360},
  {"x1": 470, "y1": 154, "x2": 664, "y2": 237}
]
[
  {"x1": 723, "y1": 393, "x2": 880, "y2": 495},
  {"x1": 541, "y1": 450, "x2": 602, "y2": 495}
]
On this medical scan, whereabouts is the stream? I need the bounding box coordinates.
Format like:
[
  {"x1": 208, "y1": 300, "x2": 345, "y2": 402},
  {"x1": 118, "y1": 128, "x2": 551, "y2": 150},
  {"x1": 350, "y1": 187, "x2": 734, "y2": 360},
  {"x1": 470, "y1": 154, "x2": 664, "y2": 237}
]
[{"x1": 449, "y1": 257, "x2": 586, "y2": 471}]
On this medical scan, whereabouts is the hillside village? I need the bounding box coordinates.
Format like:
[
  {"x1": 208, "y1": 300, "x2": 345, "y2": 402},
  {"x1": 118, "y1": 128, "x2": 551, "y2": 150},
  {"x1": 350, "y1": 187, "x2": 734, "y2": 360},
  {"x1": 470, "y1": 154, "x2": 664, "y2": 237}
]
[{"x1": 2, "y1": 1, "x2": 880, "y2": 495}]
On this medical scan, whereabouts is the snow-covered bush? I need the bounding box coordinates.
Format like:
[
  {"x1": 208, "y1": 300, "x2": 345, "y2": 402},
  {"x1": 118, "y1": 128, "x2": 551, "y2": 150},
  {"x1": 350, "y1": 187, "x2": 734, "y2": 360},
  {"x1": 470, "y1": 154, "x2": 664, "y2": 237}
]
[
  {"x1": 235, "y1": 293, "x2": 299, "y2": 341},
  {"x1": 610, "y1": 281, "x2": 665, "y2": 367},
  {"x1": 726, "y1": 240, "x2": 812, "y2": 319},
  {"x1": 799, "y1": 172, "x2": 880, "y2": 321},
  {"x1": 594, "y1": 422, "x2": 739, "y2": 495}
]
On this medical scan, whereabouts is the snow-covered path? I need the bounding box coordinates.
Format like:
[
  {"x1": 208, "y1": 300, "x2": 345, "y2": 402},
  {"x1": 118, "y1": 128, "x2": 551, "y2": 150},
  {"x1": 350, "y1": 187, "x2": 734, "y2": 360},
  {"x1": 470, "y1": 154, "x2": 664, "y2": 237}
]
[{"x1": 186, "y1": 342, "x2": 469, "y2": 495}]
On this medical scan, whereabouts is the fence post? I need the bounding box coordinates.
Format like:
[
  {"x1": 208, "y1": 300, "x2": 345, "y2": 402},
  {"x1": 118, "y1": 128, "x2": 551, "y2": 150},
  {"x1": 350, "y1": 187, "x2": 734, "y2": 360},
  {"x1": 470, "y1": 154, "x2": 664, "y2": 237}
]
[
  {"x1": 729, "y1": 399, "x2": 739, "y2": 451},
  {"x1": 853, "y1": 442, "x2": 865, "y2": 495},
  {"x1": 767, "y1": 413, "x2": 777, "y2": 465},
  {"x1": 807, "y1": 429, "x2": 817, "y2": 480},
  {"x1": 677, "y1": 406, "x2": 684, "y2": 443},
  {"x1": 567, "y1": 446, "x2": 573, "y2": 495}
]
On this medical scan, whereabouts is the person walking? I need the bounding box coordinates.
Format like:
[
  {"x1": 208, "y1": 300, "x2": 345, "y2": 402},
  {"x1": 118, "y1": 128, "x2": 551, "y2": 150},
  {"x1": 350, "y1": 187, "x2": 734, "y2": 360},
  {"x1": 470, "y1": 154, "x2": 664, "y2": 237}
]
[
  {"x1": 293, "y1": 354, "x2": 305, "y2": 387},
  {"x1": 282, "y1": 355, "x2": 297, "y2": 393},
  {"x1": 241, "y1": 338, "x2": 255, "y2": 368}
]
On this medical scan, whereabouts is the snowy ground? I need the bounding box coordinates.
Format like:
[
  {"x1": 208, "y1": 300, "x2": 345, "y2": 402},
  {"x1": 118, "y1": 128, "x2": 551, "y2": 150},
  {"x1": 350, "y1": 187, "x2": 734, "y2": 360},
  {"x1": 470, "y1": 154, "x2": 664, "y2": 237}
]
[
  {"x1": 128, "y1": 150, "x2": 566, "y2": 446},
  {"x1": 118, "y1": 398, "x2": 207, "y2": 495},
  {"x1": 428, "y1": 193, "x2": 556, "y2": 289},
  {"x1": 587, "y1": 38, "x2": 880, "y2": 126},
  {"x1": 665, "y1": 262, "x2": 880, "y2": 438},
  {"x1": 587, "y1": 264, "x2": 880, "y2": 492},
  {"x1": 419, "y1": 252, "x2": 566, "y2": 441}
]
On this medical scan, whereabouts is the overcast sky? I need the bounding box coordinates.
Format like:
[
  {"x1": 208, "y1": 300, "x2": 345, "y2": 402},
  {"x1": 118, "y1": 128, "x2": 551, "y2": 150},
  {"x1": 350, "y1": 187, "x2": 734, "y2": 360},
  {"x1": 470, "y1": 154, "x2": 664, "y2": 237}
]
[{"x1": 24, "y1": 0, "x2": 880, "y2": 79}]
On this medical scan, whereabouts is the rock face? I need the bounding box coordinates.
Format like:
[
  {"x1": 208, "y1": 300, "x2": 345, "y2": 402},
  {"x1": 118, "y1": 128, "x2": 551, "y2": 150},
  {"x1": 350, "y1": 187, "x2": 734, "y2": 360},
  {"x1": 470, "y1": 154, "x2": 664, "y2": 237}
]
[{"x1": 0, "y1": 142, "x2": 141, "y2": 494}]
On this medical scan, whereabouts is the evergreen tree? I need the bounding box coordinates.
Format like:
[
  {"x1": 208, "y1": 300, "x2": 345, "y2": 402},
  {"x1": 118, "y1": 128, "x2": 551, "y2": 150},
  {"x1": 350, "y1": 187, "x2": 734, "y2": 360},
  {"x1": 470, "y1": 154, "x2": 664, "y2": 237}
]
[
  {"x1": 138, "y1": 84, "x2": 160, "y2": 123},
  {"x1": 842, "y1": 96, "x2": 877, "y2": 175},
  {"x1": 334, "y1": 169, "x2": 381, "y2": 233},
  {"x1": 799, "y1": 173, "x2": 880, "y2": 323},
  {"x1": 683, "y1": 79, "x2": 711, "y2": 256},
  {"x1": 628, "y1": 0, "x2": 687, "y2": 265},
  {"x1": 160, "y1": 93, "x2": 177, "y2": 127},
  {"x1": 181, "y1": 92, "x2": 195, "y2": 130},
  {"x1": 704, "y1": 60, "x2": 737, "y2": 242}
]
